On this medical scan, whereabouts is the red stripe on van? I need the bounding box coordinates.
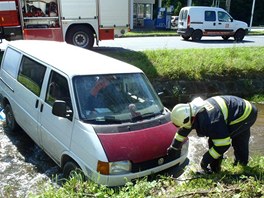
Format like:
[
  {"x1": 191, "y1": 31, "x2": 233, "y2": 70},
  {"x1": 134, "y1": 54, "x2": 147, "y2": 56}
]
[{"x1": 97, "y1": 122, "x2": 177, "y2": 163}]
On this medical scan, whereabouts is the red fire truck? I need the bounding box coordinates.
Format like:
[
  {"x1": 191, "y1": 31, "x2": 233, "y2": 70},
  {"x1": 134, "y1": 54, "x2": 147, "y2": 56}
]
[{"x1": 0, "y1": 0, "x2": 130, "y2": 48}]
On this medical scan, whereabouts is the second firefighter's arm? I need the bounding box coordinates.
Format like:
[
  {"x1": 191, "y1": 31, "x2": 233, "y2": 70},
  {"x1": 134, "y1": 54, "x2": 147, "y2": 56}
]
[
  {"x1": 170, "y1": 127, "x2": 192, "y2": 150},
  {"x1": 202, "y1": 135, "x2": 231, "y2": 166}
]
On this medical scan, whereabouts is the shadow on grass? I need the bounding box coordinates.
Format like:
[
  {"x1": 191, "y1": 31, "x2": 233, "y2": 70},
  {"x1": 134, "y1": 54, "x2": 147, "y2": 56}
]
[{"x1": 93, "y1": 47, "x2": 159, "y2": 79}]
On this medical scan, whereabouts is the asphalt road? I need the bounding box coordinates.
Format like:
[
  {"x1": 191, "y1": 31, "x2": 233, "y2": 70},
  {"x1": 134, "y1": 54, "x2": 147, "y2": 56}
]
[{"x1": 95, "y1": 35, "x2": 264, "y2": 51}]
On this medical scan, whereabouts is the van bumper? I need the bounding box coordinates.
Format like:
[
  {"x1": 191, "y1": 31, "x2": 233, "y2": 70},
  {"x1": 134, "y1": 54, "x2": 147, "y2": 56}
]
[
  {"x1": 177, "y1": 28, "x2": 194, "y2": 37},
  {"x1": 98, "y1": 156, "x2": 189, "y2": 187},
  {"x1": 90, "y1": 140, "x2": 189, "y2": 186}
]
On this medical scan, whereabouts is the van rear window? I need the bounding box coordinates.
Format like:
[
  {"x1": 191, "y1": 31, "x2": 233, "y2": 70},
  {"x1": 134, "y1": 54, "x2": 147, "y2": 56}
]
[
  {"x1": 179, "y1": 9, "x2": 188, "y2": 21},
  {"x1": 2, "y1": 48, "x2": 21, "y2": 78}
]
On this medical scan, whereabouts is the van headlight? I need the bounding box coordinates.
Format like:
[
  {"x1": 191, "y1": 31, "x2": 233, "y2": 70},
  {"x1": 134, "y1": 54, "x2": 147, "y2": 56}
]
[{"x1": 97, "y1": 160, "x2": 132, "y2": 175}]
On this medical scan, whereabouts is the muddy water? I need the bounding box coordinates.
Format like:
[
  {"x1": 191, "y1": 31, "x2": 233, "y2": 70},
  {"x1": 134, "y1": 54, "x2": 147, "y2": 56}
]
[
  {"x1": 0, "y1": 126, "x2": 61, "y2": 197},
  {"x1": 0, "y1": 104, "x2": 263, "y2": 197}
]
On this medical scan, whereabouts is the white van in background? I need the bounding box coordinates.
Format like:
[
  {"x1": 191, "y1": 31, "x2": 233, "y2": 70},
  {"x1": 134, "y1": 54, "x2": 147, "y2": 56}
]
[
  {"x1": 0, "y1": 40, "x2": 189, "y2": 186},
  {"x1": 177, "y1": 6, "x2": 248, "y2": 41}
]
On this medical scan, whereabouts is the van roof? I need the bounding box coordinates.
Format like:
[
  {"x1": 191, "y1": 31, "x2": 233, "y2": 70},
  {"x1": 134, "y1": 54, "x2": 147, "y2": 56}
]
[
  {"x1": 7, "y1": 40, "x2": 142, "y2": 77},
  {"x1": 181, "y1": 6, "x2": 225, "y2": 11}
]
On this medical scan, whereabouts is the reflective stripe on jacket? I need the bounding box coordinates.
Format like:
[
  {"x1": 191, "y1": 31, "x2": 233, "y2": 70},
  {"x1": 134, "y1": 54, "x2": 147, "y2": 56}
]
[{"x1": 212, "y1": 96, "x2": 252, "y2": 125}]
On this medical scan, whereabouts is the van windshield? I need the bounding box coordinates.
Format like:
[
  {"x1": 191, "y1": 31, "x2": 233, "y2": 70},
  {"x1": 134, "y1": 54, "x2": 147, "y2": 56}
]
[{"x1": 73, "y1": 73, "x2": 164, "y2": 124}]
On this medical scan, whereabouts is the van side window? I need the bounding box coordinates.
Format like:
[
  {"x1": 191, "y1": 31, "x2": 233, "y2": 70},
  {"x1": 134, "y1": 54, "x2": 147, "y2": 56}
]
[
  {"x1": 46, "y1": 71, "x2": 72, "y2": 109},
  {"x1": 218, "y1": 11, "x2": 231, "y2": 22},
  {"x1": 205, "y1": 11, "x2": 216, "y2": 21},
  {"x1": 17, "y1": 56, "x2": 46, "y2": 96},
  {"x1": 2, "y1": 48, "x2": 21, "y2": 78}
]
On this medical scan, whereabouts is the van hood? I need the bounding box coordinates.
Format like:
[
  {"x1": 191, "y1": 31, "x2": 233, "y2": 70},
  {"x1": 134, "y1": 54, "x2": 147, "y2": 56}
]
[
  {"x1": 97, "y1": 122, "x2": 176, "y2": 163},
  {"x1": 234, "y1": 20, "x2": 248, "y2": 29}
]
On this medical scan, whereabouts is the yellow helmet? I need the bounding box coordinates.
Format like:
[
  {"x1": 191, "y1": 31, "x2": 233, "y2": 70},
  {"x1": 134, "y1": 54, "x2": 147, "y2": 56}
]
[
  {"x1": 171, "y1": 103, "x2": 192, "y2": 129},
  {"x1": 171, "y1": 97, "x2": 205, "y2": 129}
]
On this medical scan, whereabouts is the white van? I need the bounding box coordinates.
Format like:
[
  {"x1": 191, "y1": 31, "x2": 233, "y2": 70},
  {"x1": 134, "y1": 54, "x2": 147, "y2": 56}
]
[
  {"x1": 177, "y1": 6, "x2": 248, "y2": 41},
  {"x1": 0, "y1": 40, "x2": 189, "y2": 186}
]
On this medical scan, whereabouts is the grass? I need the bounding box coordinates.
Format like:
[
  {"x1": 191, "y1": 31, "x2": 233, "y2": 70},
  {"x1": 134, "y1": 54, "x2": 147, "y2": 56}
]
[
  {"x1": 98, "y1": 47, "x2": 264, "y2": 81},
  {"x1": 31, "y1": 155, "x2": 264, "y2": 198},
  {"x1": 97, "y1": 47, "x2": 264, "y2": 104},
  {"x1": 247, "y1": 95, "x2": 264, "y2": 103}
]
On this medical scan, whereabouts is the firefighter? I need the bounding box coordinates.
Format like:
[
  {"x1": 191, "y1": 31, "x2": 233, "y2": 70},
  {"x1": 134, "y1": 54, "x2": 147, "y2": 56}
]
[{"x1": 168, "y1": 95, "x2": 258, "y2": 173}]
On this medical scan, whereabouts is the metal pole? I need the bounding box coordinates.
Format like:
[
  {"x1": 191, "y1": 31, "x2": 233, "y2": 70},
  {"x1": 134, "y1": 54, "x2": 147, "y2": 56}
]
[
  {"x1": 187, "y1": 0, "x2": 192, "y2": 6},
  {"x1": 226, "y1": 0, "x2": 231, "y2": 12},
  {"x1": 249, "y1": 0, "x2": 256, "y2": 31},
  {"x1": 130, "y1": 0, "x2": 134, "y2": 29},
  {"x1": 158, "y1": 0, "x2": 162, "y2": 8}
]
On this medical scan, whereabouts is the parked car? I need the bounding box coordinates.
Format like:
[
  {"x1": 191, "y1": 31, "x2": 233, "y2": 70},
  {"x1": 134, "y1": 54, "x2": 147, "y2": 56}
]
[
  {"x1": 0, "y1": 40, "x2": 189, "y2": 186},
  {"x1": 177, "y1": 6, "x2": 248, "y2": 41},
  {"x1": 171, "y1": 16, "x2": 179, "y2": 28}
]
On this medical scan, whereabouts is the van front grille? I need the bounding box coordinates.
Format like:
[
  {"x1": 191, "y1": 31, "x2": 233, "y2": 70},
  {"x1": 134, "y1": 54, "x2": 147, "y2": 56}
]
[{"x1": 131, "y1": 152, "x2": 181, "y2": 173}]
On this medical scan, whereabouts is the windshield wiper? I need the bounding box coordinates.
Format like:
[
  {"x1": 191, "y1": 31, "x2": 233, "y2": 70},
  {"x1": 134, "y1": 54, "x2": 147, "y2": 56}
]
[
  {"x1": 132, "y1": 112, "x2": 160, "y2": 122},
  {"x1": 83, "y1": 116, "x2": 123, "y2": 124},
  {"x1": 104, "y1": 116, "x2": 123, "y2": 124}
]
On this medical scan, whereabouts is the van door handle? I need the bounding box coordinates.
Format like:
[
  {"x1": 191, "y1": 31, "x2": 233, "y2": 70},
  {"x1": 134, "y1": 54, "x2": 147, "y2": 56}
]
[
  {"x1": 213, "y1": 23, "x2": 216, "y2": 26},
  {"x1": 40, "y1": 103, "x2": 44, "y2": 112},
  {"x1": 35, "y1": 99, "x2": 39, "y2": 108},
  {"x1": 218, "y1": 23, "x2": 222, "y2": 25}
]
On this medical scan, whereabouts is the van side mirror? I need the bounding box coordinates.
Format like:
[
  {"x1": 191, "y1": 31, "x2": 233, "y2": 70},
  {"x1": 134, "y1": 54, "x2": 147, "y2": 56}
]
[{"x1": 52, "y1": 100, "x2": 73, "y2": 121}]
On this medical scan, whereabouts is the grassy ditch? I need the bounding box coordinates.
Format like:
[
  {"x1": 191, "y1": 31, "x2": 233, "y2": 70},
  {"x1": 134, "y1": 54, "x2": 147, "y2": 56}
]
[
  {"x1": 97, "y1": 47, "x2": 264, "y2": 81},
  {"x1": 97, "y1": 46, "x2": 264, "y2": 102},
  {"x1": 31, "y1": 155, "x2": 264, "y2": 198}
]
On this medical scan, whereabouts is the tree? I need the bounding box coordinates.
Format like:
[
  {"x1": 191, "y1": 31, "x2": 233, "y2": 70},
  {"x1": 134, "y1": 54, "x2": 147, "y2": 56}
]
[{"x1": 159, "y1": 0, "x2": 264, "y2": 25}]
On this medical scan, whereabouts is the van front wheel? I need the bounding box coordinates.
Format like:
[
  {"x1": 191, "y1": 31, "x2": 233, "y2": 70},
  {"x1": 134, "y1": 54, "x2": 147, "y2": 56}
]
[
  {"x1": 5, "y1": 104, "x2": 19, "y2": 132},
  {"x1": 63, "y1": 161, "x2": 84, "y2": 179},
  {"x1": 191, "y1": 30, "x2": 202, "y2": 41},
  {"x1": 234, "y1": 29, "x2": 245, "y2": 42}
]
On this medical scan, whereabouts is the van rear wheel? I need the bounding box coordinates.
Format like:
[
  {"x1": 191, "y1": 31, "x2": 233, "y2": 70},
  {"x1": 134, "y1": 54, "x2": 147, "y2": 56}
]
[
  {"x1": 5, "y1": 104, "x2": 19, "y2": 132},
  {"x1": 222, "y1": 36, "x2": 230, "y2": 41},
  {"x1": 234, "y1": 29, "x2": 245, "y2": 42},
  {"x1": 182, "y1": 35, "x2": 190, "y2": 40},
  {"x1": 191, "y1": 30, "x2": 202, "y2": 41}
]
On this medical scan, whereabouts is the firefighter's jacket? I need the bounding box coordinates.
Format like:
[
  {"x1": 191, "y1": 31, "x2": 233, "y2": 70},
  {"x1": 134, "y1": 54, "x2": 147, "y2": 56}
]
[{"x1": 172, "y1": 95, "x2": 255, "y2": 164}]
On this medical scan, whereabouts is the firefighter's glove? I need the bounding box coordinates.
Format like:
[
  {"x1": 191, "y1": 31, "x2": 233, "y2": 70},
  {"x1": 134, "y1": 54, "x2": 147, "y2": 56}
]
[
  {"x1": 167, "y1": 145, "x2": 181, "y2": 158},
  {"x1": 200, "y1": 160, "x2": 211, "y2": 173},
  {"x1": 200, "y1": 152, "x2": 213, "y2": 174},
  {"x1": 210, "y1": 158, "x2": 222, "y2": 173}
]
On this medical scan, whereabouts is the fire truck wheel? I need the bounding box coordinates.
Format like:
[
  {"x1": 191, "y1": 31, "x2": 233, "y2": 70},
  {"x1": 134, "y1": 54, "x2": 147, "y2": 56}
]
[{"x1": 66, "y1": 26, "x2": 94, "y2": 49}]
